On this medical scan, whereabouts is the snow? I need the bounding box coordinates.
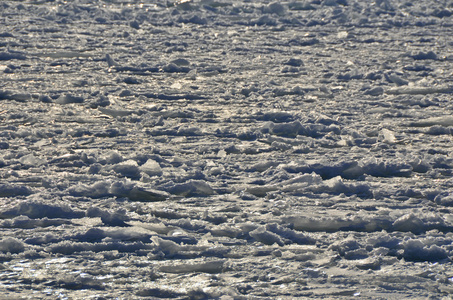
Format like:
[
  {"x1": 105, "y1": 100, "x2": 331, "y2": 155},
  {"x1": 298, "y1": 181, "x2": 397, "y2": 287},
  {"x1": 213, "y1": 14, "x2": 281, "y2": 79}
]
[{"x1": 1, "y1": 0, "x2": 453, "y2": 298}]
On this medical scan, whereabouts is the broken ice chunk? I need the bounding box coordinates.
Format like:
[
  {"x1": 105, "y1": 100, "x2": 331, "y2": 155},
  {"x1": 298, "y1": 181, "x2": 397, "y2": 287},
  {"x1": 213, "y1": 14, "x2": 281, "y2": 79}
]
[{"x1": 140, "y1": 159, "x2": 163, "y2": 176}]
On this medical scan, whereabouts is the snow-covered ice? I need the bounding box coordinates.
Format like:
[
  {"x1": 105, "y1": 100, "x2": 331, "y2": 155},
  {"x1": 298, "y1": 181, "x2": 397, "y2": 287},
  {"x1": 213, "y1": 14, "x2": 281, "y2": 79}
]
[{"x1": 1, "y1": 0, "x2": 453, "y2": 298}]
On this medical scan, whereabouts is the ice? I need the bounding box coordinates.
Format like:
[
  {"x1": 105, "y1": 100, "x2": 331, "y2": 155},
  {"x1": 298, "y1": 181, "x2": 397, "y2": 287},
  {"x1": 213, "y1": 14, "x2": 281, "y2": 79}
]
[
  {"x1": 0, "y1": 201, "x2": 84, "y2": 219},
  {"x1": 67, "y1": 179, "x2": 169, "y2": 202},
  {"x1": 1, "y1": 216, "x2": 70, "y2": 229},
  {"x1": 0, "y1": 184, "x2": 32, "y2": 197},
  {"x1": 380, "y1": 128, "x2": 397, "y2": 144},
  {"x1": 262, "y1": 2, "x2": 286, "y2": 15},
  {"x1": 111, "y1": 160, "x2": 141, "y2": 178},
  {"x1": 77, "y1": 227, "x2": 151, "y2": 243},
  {"x1": 402, "y1": 239, "x2": 448, "y2": 262},
  {"x1": 0, "y1": 237, "x2": 25, "y2": 254},
  {"x1": 99, "y1": 151, "x2": 123, "y2": 164},
  {"x1": 263, "y1": 121, "x2": 302, "y2": 138},
  {"x1": 2, "y1": 0, "x2": 453, "y2": 298},
  {"x1": 47, "y1": 240, "x2": 154, "y2": 255},
  {"x1": 249, "y1": 226, "x2": 285, "y2": 246},
  {"x1": 264, "y1": 223, "x2": 315, "y2": 245},
  {"x1": 158, "y1": 260, "x2": 225, "y2": 274},
  {"x1": 434, "y1": 193, "x2": 453, "y2": 207},
  {"x1": 67, "y1": 181, "x2": 111, "y2": 198},
  {"x1": 0, "y1": 51, "x2": 26, "y2": 61},
  {"x1": 167, "y1": 180, "x2": 215, "y2": 197},
  {"x1": 309, "y1": 176, "x2": 372, "y2": 197},
  {"x1": 387, "y1": 86, "x2": 452, "y2": 95},
  {"x1": 384, "y1": 72, "x2": 409, "y2": 86},
  {"x1": 25, "y1": 233, "x2": 59, "y2": 245},
  {"x1": 408, "y1": 116, "x2": 453, "y2": 127},
  {"x1": 392, "y1": 213, "x2": 424, "y2": 234},
  {"x1": 410, "y1": 51, "x2": 438, "y2": 60},
  {"x1": 136, "y1": 288, "x2": 182, "y2": 298},
  {"x1": 86, "y1": 207, "x2": 130, "y2": 227},
  {"x1": 19, "y1": 154, "x2": 47, "y2": 167},
  {"x1": 360, "y1": 158, "x2": 413, "y2": 177}
]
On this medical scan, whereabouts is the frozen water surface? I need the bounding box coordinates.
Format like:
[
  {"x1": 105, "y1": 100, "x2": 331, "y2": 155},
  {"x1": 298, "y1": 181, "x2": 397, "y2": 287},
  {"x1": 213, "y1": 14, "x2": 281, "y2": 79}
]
[{"x1": 1, "y1": 0, "x2": 453, "y2": 298}]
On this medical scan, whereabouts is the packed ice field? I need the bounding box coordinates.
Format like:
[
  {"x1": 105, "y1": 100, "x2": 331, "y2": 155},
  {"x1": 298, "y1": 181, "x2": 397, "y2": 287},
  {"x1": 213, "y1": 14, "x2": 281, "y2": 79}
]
[{"x1": 1, "y1": 0, "x2": 453, "y2": 298}]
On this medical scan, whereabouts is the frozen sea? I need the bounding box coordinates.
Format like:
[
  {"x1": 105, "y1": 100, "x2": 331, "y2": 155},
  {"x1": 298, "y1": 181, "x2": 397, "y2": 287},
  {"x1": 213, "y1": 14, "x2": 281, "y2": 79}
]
[{"x1": 1, "y1": 0, "x2": 453, "y2": 299}]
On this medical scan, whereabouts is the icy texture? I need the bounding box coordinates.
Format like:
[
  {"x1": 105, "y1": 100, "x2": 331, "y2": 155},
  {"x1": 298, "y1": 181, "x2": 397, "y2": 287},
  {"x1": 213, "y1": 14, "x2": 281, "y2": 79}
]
[{"x1": 1, "y1": 0, "x2": 453, "y2": 299}]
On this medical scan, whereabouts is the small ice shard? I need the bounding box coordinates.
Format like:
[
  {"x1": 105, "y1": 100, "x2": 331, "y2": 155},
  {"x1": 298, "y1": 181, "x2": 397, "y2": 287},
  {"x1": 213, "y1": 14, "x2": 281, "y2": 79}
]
[
  {"x1": 337, "y1": 31, "x2": 350, "y2": 39},
  {"x1": 19, "y1": 154, "x2": 47, "y2": 166},
  {"x1": 162, "y1": 63, "x2": 191, "y2": 73},
  {"x1": 380, "y1": 128, "x2": 397, "y2": 144},
  {"x1": 151, "y1": 236, "x2": 181, "y2": 255},
  {"x1": 355, "y1": 257, "x2": 381, "y2": 270},
  {"x1": 106, "y1": 54, "x2": 119, "y2": 68},
  {"x1": 364, "y1": 86, "x2": 384, "y2": 96},
  {"x1": 140, "y1": 159, "x2": 163, "y2": 176},
  {"x1": 170, "y1": 58, "x2": 190, "y2": 66},
  {"x1": 284, "y1": 58, "x2": 303, "y2": 67},
  {"x1": 127, "y1": 185, "x2": 169, "y2": 202},
  {"x1": 385, "y1": 73, "x2": 408, "y2": 86}
]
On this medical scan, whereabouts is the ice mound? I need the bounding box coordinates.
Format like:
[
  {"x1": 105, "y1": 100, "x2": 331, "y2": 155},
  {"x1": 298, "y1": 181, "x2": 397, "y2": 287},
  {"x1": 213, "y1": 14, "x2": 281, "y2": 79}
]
[
  {"x1": 392, "y1": 214, "x2": 425, "y2": 234},
  {"x1": 308, "y1": 176, "x2": 373, "y2": 198},
  {"x1": 111, "y1": 160, "x2": 141, "y2": 178},
  {"x1": 282, "y1": 157, "x2": 419, "y2": 180},
  {"x1": 67, "y1": 180, "x2": 169, "y2": 202},
  {"x1": 166, "y1": 180, "x2": 215, "y2": 197},
  {"x1": 402, "y1": 239, "x2": 449, "y2": 262},
  {"x1": 329, "y1": 237, "x2": 362, "y2": 256},
  {"x1": 243, "y1": 172, "x2": 371, "y2": 198},
  {"x1": 46, "y1": 241, "x2": 153, "y2": 255},
  {"x1": 0, "y1": 237, "x2": 25, "y2": 254},
  {"x1": 19, "y1": 154, "x2": 47, "y2": 167},
  {"x1": 0, "y1": 201, "x2": 84, "y2": 219},
  {"x1": 249, "y1": 226, "x2": 285, "y2": 246},
  {"x1": 0, "y1": 184, "x2": 33, "y2": 197},
  {"x1": 249, "y1": 223, "x2": 315, "y2": 246},
  {"x1": 140, "y1": 159, "x2": 163, "y2": 176},
  {"x1": 74, "y1": 227, "x2": 151, "y2": 243},
  {"x1": 86, "y1": 207, "x2": 130, "y2": 227},
  {"x1": 1, "y1": 216, "x2": 71, "y2": 229},
  {"x1": 283, "y1": 215, "x2": 381, "y2": 232},
  {"x1": 261, "y1": 121, "x2": 338, "y2": 138},
  {"x1": 435, "y1": 193, "x2": 453, "y2": 207}
]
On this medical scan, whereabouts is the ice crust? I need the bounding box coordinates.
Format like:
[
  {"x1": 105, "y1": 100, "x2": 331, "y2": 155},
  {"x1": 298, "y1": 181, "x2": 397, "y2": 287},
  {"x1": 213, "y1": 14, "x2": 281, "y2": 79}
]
[{"x1": 1, "y1": 0, "x2": 453, "y2": 299}]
